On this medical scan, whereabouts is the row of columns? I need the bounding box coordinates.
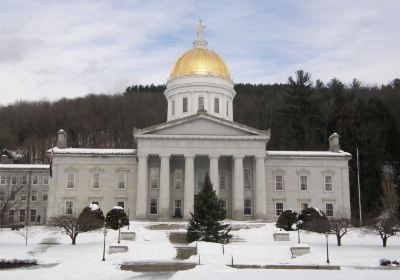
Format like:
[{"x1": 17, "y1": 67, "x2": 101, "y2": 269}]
[{"x1": 135, "y1": 153, "x2": 267, "y2": 220}]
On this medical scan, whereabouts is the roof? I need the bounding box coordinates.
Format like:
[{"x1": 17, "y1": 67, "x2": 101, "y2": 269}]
[
  {"x1": 0, "y1": 164, "x2": 49, "y2": 171},
  {"x1": 135, "y1": 110, "x2": 270, "y2": 138},
  {"x1": 266, "y1": 150, "x2": 352, "y2": 159},
  {"x1": 48, "y1": 147, "x2": 137, "y2": 156}
]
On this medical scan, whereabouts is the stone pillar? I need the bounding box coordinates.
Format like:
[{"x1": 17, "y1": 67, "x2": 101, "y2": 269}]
[
  {"x1": 255, "y1": 155, "x2": 267, "y2": 219},
  {"x1": 159, "y1": 154, "x2": 170, "y2": 219},
  {"x1": 184, "y1": 154, "x2": 195, "y2": 219},
  {"x1": 209, "y1": 154, "x2": 220, "y2": 195},
  {"x1": 136, "y1": 154, "x2": 148, "y2": 219},
  {"x1": 233, "y1": 155, "x2": 244, "y2": 220}
]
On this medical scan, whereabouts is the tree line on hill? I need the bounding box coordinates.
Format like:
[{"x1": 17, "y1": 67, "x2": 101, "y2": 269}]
[{"x1": 0, "y1": 71, "x2": 399, "y2": 221}]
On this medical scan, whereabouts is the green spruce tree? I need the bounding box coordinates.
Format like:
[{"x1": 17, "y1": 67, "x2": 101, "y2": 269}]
[{"x1": 187, "y1": 173, "x2": 232, "y2": 243}]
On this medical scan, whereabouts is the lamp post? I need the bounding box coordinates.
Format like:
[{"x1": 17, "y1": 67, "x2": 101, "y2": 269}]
[
  {"x1": 127, "y1": 208, "x2": 130, "y2": 230},
  {"x1": 102, "y1": 226, "x2": 108, "y2": 261},
  {"x1": 325, "y1": 233, "x2": 330, "y2": 264},
  {"x1": 118, "y1": 218, "x2": 121, "y2": 244}
]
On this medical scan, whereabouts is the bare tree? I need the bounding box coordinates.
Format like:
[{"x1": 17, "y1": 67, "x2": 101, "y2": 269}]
[
  {"x1": 372, "y1": 165, "x2": 399, "y2": 247},
  {"x1": 48, "y1": 215, "x2": 80, "y2": 245},
  {"x1": 0, "y1": 176, "x2": 26, "y2": 227},
  {"x1": 329, "y1": 208, "x2": 352, "y2": 246},
  {"x1": 48, "y1": 205, "x2": 105, "y2": 245}
]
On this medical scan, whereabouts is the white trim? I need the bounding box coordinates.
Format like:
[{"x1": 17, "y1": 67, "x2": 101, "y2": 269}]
[
  {"x1": 274, "y1": 174, "x2": 284, "y2": 191},
  {"x1": 275, "y1": 202, "x2": 284, "y2": 217},
  {"x1": 66, "y1": 173, "x2": 75, "y2": 189},
  {"x1": 116, "y1": 173, "x2": 127, "y2": 190},
  {"x1": 92, "y1": 173, "x2": 101, "y2": 189},
  {"x1": 324, "y1": 175, "x2": 334, "y2": 192},
  {"x1": 298, "y1": 175, "x2": 308, "y2": 191}
]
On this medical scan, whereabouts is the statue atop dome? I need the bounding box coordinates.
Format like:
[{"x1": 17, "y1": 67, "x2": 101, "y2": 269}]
[
  {"x1": 193, "y1": 20, "x2": 208, "y2": 48},
  {"x1": 196, "y1": 20, "x2": 205, "y2": 41}
]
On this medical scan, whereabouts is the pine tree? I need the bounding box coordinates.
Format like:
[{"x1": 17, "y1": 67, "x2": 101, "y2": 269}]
[
  {"x1": 187, "y1": 173, "x2": 232, "y2": 243},
  {"x1": 105, "y1": 207, "x2": 129, "y2": 230}
]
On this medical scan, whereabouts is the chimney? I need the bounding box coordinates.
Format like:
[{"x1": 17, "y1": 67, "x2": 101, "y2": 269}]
[
  {"x1": 57, "y1": 129, "x2": 68, "y2": 149},
  {"x1": 328, "y1": 133, "x2": 340, "y2": 152}
]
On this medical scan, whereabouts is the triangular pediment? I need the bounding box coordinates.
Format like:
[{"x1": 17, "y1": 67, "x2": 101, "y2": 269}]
[{"x1": 135, "y1": 113, "x2": 269, "y2": 137}]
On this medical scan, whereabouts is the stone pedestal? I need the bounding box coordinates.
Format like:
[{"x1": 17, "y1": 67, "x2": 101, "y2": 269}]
[
  {"x1": 109, "y1": 245, "x2": 128, "y2": 254},
  {"x1": 290, "y1": 244, "x2": 310, "y2": 257},
  {"x1": 273, "y1": 232, "x2": 290, "y2": 241},
  {"x1": 121, "y1": 232, "x2": 136, "y2": 241}
]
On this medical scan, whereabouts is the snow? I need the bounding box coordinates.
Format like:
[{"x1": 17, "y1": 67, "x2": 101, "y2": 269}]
[
  {"x1": 88, "y1": 204, "x2": 99, "y2": 211},
  {"x1": 266, "y1": 151, "x2": 351, "y2": 158},
  {"x1": 0, "y1": 164, "x2": 49, "y2": 170},
  {"x1": 0, "y1": 222, "x2": 399, "y2": 279},
  {"x1": 48, "y1": 147, "x2": 136, "y2": 156},
  {"x1": 112, "y1": 206, "x2": 124, "y2": 210}
]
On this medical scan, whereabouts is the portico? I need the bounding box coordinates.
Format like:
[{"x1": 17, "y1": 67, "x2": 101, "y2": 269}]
[{"x1": 134, "y1": 111, "x2": 270, "y2": 220}]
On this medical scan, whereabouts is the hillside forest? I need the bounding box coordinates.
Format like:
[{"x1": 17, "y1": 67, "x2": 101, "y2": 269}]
[{"x1": 0, "y1": 70, "x2": 399, "y2": 221}]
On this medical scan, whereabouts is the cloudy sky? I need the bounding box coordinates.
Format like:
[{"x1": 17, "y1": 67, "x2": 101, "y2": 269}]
[{"x1": 0, "y1": 0, "x2": 399, "y2": 105}]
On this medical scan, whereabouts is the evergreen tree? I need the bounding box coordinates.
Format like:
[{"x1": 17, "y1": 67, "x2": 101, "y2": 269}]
[
  {"x1": 187, "y1": 173, "x2": 232, "y2": 243},
  {"x1": 276, "y1": 209, "x2": 298, "y2": 231},
  {"x1": 105, "y1": 207, "x2": 129, "y2": 230},
  {"x1": 298, "y1": 207, "x2": 330, "y2": 234},
  {"x1": 77, "y1": 204, "x2": 105, "y2": 232}
]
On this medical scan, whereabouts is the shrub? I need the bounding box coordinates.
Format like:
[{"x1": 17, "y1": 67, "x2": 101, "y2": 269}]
[
  {"x1": 0, "y1": 259, "x2": 37, "y2": 269},
  {"x1": 105, "y1": 207, "x2": 129, "y2": 231},
  {"x1": 276, "y1": 210, "x2": 298, "y2": 231},
  {"x1": 298, "y1": 207, "x2": 330, "y2": 233}
]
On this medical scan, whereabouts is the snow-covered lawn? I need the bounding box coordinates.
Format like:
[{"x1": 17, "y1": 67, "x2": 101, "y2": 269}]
[{"x1": 0, "y1": 222, "x2": 399, "y2": 280}]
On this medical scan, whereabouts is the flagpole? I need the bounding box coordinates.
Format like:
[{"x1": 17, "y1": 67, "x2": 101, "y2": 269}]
[{"x1": 356, "y1": 147, "x2": 362, "y2": 227}]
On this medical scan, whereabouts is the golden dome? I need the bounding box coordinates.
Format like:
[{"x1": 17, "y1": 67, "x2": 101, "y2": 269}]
[{"x1": 170, "y1": 47, "x2": 231, "y2": 80}]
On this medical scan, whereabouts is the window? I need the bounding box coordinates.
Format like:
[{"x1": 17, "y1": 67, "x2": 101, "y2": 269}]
[
  {"x1": 325, "y1": 175, "x2": 333, "y2": 191},
  {"x1": 198, "y1": 96, "x2": 204, "y2": 110},
  {"x1": 11, "y1": 176, "x2": 17, "y2": 185},
  {"x1": 300, "y1": 202, "x2": 309, "y2": 210},
  {"x1": 275, "y1": 202, "x2": 284, "y2": 217},
  {"x1": 21, "y1": 193, "x2": 27, "y2": 201},
  {"x1": 244, "y1": 168, "x2": 252, "y2": 190},
  {"x1": 226, "y1": 101, "x2": 229, "y2": 116},
  {"x1": 8, "y1": 210, "x2": 14, "y2": 223},
  {"x1": 0, "y1": 191, "x2": 4, "y2": 201},
  {"x1": 19, "y1": 210, "x2": 25, "y2": 222},
  {"x1": 43, "y1": 176, "x2": 49, "y2": 185},
  {"x1": 30, "y1": 209, "x2": 36, "y2": 222},
  {"x1": 66, "y1": 173, "x2": 75, "y2": 189},
  {"x1": 174, "y1": 169, "x2": 183, "y2": 190},
  {"x1": 244, "y1": 199, "x2": 252, "y2": 216},
  {"x1": 325, "y1": 203, "x2": 334, "y2": 217},
  {"x1": 196, "y1": 169, "x2": 206, "y2": 191},
  {"x1": 117, "y1": 173, "x2": 126, "y2": 189},
  {"x1": 219, "y1": 169, "x2": 228, "y2": 191},
  {"x1": 275, "y1": 175, "x2": 283, "y2": 191},
  {"x1": 214, "y1": 98, "x2": 219, "y2": 113},
  {"x1": 182, "y1": 97, "x2": 188, "y2": 113},
  {"x1": 150, "y1": 198, "x2": 158, "y2": 215},
  {"x1": 32, "y1": 175, "x2": 38, "y2": 185},
  {"x1": 117, "y1": 201, "x2": 125, "y2": 209},
  {"x1": 219, "y1": 200, "x2": 227, "y2": 211},
  {"x1": 300, "y1": 175, "x2": 308, "y2": 191},
  {"x1": 174, "y1": 200, "x2": 182, "y2": 217},
  {"x1": 22, "y1": 175, "x2": 28, "y2": 185},
  {"x1": 92, "y1": 173, "x2": 100, "y2": 189},
  {"x1": 172, "y1": 99, "x2": 175, "y2": 115},
  {"x1": 65, "y1": 201, "x2": 73, "y2": 215},
  {"x1": 150, "y1": 167, "x2": 159, "y2": 189},
  {"x1": 0, "y1": 176, "x2": 5, "y2": 185},
  {"x1": 42, "y1": 193, "x2": 48, "y2": 201},
  {"x1": 31, "y1": 191, "x2": 37, "y2": 202}
]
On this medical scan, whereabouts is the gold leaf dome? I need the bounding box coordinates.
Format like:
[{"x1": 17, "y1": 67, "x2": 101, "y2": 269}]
[{"x1": 170, "y1": 47, "x2": 231, "y2": 80}]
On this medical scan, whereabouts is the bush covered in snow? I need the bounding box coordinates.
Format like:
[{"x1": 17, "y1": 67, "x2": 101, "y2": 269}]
[
  {"x1": 276, "y1": 210, "x2": 298, "y2": 231},
  {"x1": 298, "y1": 207, "x2": 330, "y2": 233},
  {"x1": 0, "y1": 258, "x2": 37, "y2": 269},
  {"x1": 105, "y1": 207, "x2": 129, "y2": 231},
  {"x1": 77, "y1": 204, "x2": 105, "y2": 232}
]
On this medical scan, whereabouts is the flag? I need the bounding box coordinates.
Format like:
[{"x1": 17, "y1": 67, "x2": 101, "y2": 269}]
[{"x1": 49, "y1": 148, "x2": 55, "y2": 178}]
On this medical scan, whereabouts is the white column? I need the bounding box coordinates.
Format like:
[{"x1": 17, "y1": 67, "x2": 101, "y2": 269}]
[
  {"x1": 184, "y1": 154, "x2": 195, "y2": 219},
  {"x1": 159, "y1": 154, "x2": 170, "y2": 219},
  {"x1": 233, "y1": 155, "x2": 244, "y2": 220},
  {"x1": 136, "y1": 154, "x2": 148, "y2": 219},
  {"x1": 255, "y1": 155, "x2": 267, "y2": 219},
  {"x1": 209, "y1": 154, "x2": 220, "y2": 196}
]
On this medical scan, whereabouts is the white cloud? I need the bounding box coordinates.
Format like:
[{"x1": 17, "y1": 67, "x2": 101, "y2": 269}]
[{"x1": 0, "y1": 0, "x2": 399, "y2": 105}]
